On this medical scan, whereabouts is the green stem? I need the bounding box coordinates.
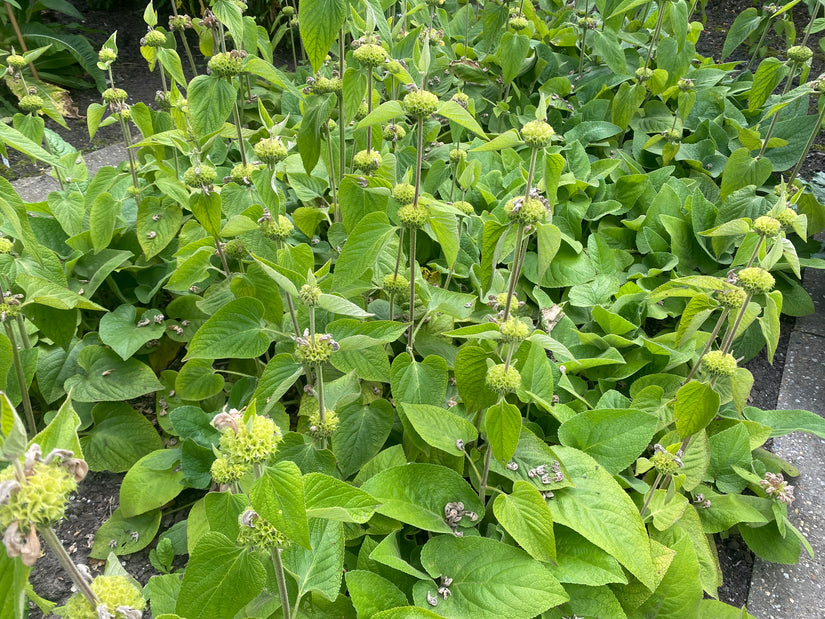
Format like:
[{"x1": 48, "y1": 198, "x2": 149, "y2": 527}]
[
  {"x1": 366, "y1": 71, "x2": 373, "y2": 152},
  {"x1": 479, "y1": 437, "x2": 493, "y2": 503},
  {"x1": 643, "y1": 0, "x2": 667, "y2": 71},
  {"x1": 746, "y1": 16, "x2": 773, "y2": 72},
  {"x1": 787, "y1": 96, "x2": 825, "y2": 187},
  {"x1": 639, "y1": 472, "x2": 663, "y2": 518},
  {"x1": 179, "y1": 30, "x2": 198, "y2": 79},
  {"x1": 40, "y1": 527, "x2": 100, "y2": 609},
  {"x1": 406, "y1": 228, "x2": 417, "y2": 355},
  {"x1": 271, "y1": 547, "x2": 291, "y2": 619},
  {"x1": 443, "y1": 217, "x2": 463, "y2": 289},
  {"x1": 325, "y1": 123, "x2": 339, "y2": 221},
  {"x1": 758, "y1": 62, "x2": 799, "y2": 158},
  {"x1": 683, "y1": 309, "x2": 729, "y2": 384},
  {"x1": 339, "y1": 31, "x2": 346, "y2": 192},
  {"x1": 502, "y1": 224, "x2": 524, "y2": 321},
  {"x1": 4, "y1": 321, "x2": 35, "y2": 436},
  {"x1": 232, "y1": 98, "x2": 248, "y2": 167}
]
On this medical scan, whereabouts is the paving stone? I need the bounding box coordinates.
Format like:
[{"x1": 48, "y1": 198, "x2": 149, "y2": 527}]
[{"x1": 795, "y1": 267, "x2": 825, "y2": 338}]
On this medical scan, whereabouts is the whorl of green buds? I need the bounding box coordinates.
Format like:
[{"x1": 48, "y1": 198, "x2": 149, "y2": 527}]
[
  {"x1": 259, "y1": 213, "x2": 294, "y2": 241},
  {"x1": 485, "y1": 363, "x2": 521, "y2": 394},
  {"x1": 419, "y1": 27, "x2": 445, "y2": 46},
  {"x1": 737, "y1": 267, "x2": 775, "y2": 294},
  {"x1": 0, "y1": 460, "x2": 76, "y2": 529},
  {"x1": 355, "y1": 100, "x2": 369, "y2": 120},
  {"x1": 677, "y1": 78, "x2": 694, "y2": 92},
  {"x1": 219, "y1": 414, "x2": 282, "y2": 465},
  {"x1": 311, "y1": 75, "x2": 343, "y2": 95},
  {"x1": 294, "y1": 331, "x2": 339, "y2": 365},
  {"x1": 397, "y1": 204, "x2": 429, "y2": 229},
  {"x1": 509, "y1": 16, "x2": 529, "y2": 30},
  {"x1": 787, "y1": 45, "x2": 813, "y2": 64},
  {"x1": 702, "y1": 350, "x2": 738, "y2": 377},
  {"x1": 353, "y1": 149, "x2": 383, "y2": 173},
  {"x1": 451, "y1": 92, "x2": 469, "y2": 109},
  {"x1": 383, "y1": 123, "x2": 406, "y2": 141},
  {"x1": 6, "y1": 54, "x2": 26, "y2": 69},
  {"x1": 62, "y1": 575, "x2": 146, "y2": 619},
  {"x1": 102, "y1": 88, "x2": 128, "y2": 103},
  {"x1": 578, "y1": 16, "x2": 597, "y2": 29},
  {"x1": 224, "y1": 239, "x2": 245, "y2": 258},
  {"x1": 210, "y1": 456, "x2": 250, "y2": 484},
  {"x1": 403, "y1": 89, "x2": 439, "y2": 119},
  {"x1": 716, "y1": 287, "x2": 747, "y2": 310},
  {"x1": 282, "y1": 5, "x2": 295, "y2": 16},
  {"x1": 169, "y1": 14, "x2": 192, "y2": 30},
  {"x1": 383, "y1": 273, "x2": 409, "y2": 296},
  {"x1": 776, "y1": 209, "x2": 797, "y2": 226},
  {"x1": 499, "y1": 317, "x2": 530, "y2": 343},
  {"x1": 208, "y1": 51, "x2": 243, "y2": 78},
  {"x1": 142, "y1": 29, "x2": 167, "y2": 48},
  {"x1": 521, "y1": 120, "x2": 555, "y2": 149},
  {"x1": 237, "y1": 509, "x2": 288, "y2": 551},
  {"x1": 254, "y1": 136, "x2": 289, "y2": 165},
  {"x1": 353, "y1": 43, "x2": 388, "y2": 68},
  {"x1": 753, "y1": 215, "x2": 781, "y2": 237},
  {"x1": 230, "y1": 163, "x2": 259, "y2": 185},
  {"x1": 453, "y1": 200, "x2": 474, "y2": 215},
  {"x1": 309, "y1": 409, "x2": 339, "y2": 440},
  {"x1": 299, "y1": 284, "x2": 322, "y2": 306},
  {"x1": 98, "y1": 48, "x2": 117, "y2": 64},
  {"x1": 635, "y1": 67, "x2": 654, "y2": 82},
  {"x1": 495, "y1": 292, "x2": 515, "y2": 309},
  {"x1": 651, "y1": 445, "x2": 682, "y2": 476},
  {"x1": 449, "y1": 148, "x2": 467, "y2": 164},
  {"x1": 18, "y1": 95, "x2": 43, "y2": 114},
  {"x1": 392, "y1": 183, "x2": 416, "y2": 205},
  {"x1": 326, "y1": 118, "x2": 337, "y2": 131},
  {"x1": 183, "y1": 164, "x2": 218, "y2": 188},
  {"x1": 0, "y1": 238, "x2": 13, "y2": 254},
  {"x1": 662, "y1": 128, "x2": 681, "y2": 143},
  {"x1": 504, "y1": 196, "x2": 548, "y2": 226}
]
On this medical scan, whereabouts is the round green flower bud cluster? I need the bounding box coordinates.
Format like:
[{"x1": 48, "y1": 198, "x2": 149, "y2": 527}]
[
  {"x1": 702, "y1": 350, "x2": 737, "y2": 377},
  {"x1": 98, "y1": 48, "x2": 117, "y2": 64},
  {"x1": 397, "y1": 204, "x2": 429, "y2": 228},
  {"x1": 449, "y1": 148, "x2": 467, "y2": 164},
  {"x1": 451, "y1": 92, "x2": 469, "y2": 109},
  {"x1": 312, "y1": 75, "x2": 343, "y2": 95},
  {"x1": 210, "y1": 455, "x2": 249, "y2": 484},
  {"x1": 230, "y1": 163, "x2": 259, "y2": 185},
  {"x1": 486, "y1": 363, "x2": 521, "y2": 394},
  {"x1": 0, "y1": 301, "x2": 20, "y2": 321},
  {"x1": 776, "y1": 209, "x2": 797, "y2": 226},
  {"x1": 753, "y1": 215, "x2": 781, "y2": 237},
  {"x1": 6, "y1": 54, "x2": 26, "y2": 69},
  {"x1": 143, "y1": 29, "x2": 167, "y2": 47},
  {"x1": 282, "y1": 5, "x2": 295, "y2": 16},
  {"x1": 495, "y1": 292, "x2": 515, "y2": 309},
  {"x1": 355, "y1": 100, "x2": 369, "y2": 120},
  {"x1": 392, "y1": 183, "x2": 415, "y2": 205},
  {"x1": 499, "y1": 317, "x2": 530, "y2": 343},
  {"x1": 383, "y1": 123, "x2": 406, "y2": 141},
  {"x1": 0, "y1": 238, "x2": 13, "y2": 254},
  {"x1": 0, "y1": 461, "x2": 76, "y2": 529},
  {"x1": 237, "y1": 510, "x2": 288, "y2": 551},
  {"x1": 577, "y1": 17, "x2": 597, "y2": 29},
  {"x1": 521, "y1": 120, "x2": 555, "y2": 149},
  {"x1": 183, "y1": 164, "x2": 218, "y2": 188},
  {"x1": 635, "y1": 67, "x2": 654, "y2": 82},
  {"x1": 308, "y1": 409, "x2": 339, "y2": 440},
  {"x1": 169, "y1": 14, "x2": 192, "y2": 30},
  {"x1": 18, "y1": 95, "x2": 43, "y2": 114},
  {"x1": 299, "y1": 284, "x2": 322, "y2": 306},
  {"x1": 353, "y1": 43, "x2": 387, "y2": 68},
  {"x1": 326, "y1": 118, "x2": 337, "y2": 131},
  {"x1": 102, "y1": 88, "x2": 128, "y2": 103},
  {"x1": 220, "y1": 414, "x2": 282, "y2": 465},
  {"x1": 453, "y1": 200, "x2": 474, "y2": 215},
  {"x1": 662, "y1": 128, "x2": 681, "y2": 143},
  {"x1": 403, "y1": 89, "x2": 439, "y2": 119},
  {"x1": 504, "y1": 196, "x2": 548, "y2": 226},
  {"x1": 509, "y1": 15, "x2": 529, "y2": 30},
  {"x1": 254, "y1": 136, "x2": 289, "y2": 165},
  {"x1": 62, "y1": 575, "x2": 145, "y2": 619},
  {"x1": 260, "y1": 214, "x2": 293, "y2": 240},
  {"x1": 676, "y1": 78, "x2": 694, "y2": 92},
  {"x1": 224, "y1": 239, "x2": 245, "y2": 258},
  {"x1": 294, "y1": 332, "x2": 338, "y2": 365},
  {"x1": 716, "y1": 287, "x2": 747, "y2": 310},
  {"x1": 353, "y1": 149, "x2": 383, "y2": 173},
  {"x1": 419, "y1": 27, "x2": 445, "y2": 46},
  {"x1": 383, "y1": 273, "x2": 409, "y2": 295},
  {"x1": 208, "y1": 51, "x2": 243, "y2": 78},
  {"x1": 737, "y1": 267, "x2": 775, "y2": 294},
  {"x1": 788, "y1": 45, "x2": 813, "y2": 63},
  {"x1": 651, "y1": 449, "x2": 682, "y2": 476}
]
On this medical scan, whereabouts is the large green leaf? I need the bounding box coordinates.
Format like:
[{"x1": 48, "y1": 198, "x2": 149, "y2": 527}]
[
  {"x1": 187, "y1": 298, "x2": 272, "y2": 360},
  {"x1": 283, "y1": 518, "x2": 345, "y2": 602},
  {"x1": 188, "y1": 75, "x2": 237, "y2": 136},
  {"x1": 332, "y1": 400, "x2": 395, "y2": 478},
  {"x1": 484, "y1": 400, "x2": 522, "y2": 465},
  {"x1": 299, "y1": 0, "x2": 348, "y2": 72},
  {"x1": 119, "y1": 449, "x2": 185, "y2": 518},
  {"x1": 80, "y1": 402, "x2": 162, "y2": 472},
  {"x1": 250, "y1": 461, "x2": 311, "y2": 549},
  {"x1": 0, "y1": 546, "x2": 29, "y2": 619},
  {"x1": 398, "y1": 402, "x2": 478, "y2": 455},
  {"x1": 412, "y1": 535, "x2": 568, "y2": 618},
  {"x1": 548, "y1": 446, "x2": 655, "y2": 590},
  {"x1": 361, "y1": 463, "x2": 484, "y2": 533},
  {"x1": 391, "y1": 354, "x2": 449, "y2": 406},
  {"x1": 90, "y1": 507, "x2": 161, "y2": 559},
  {"x1": 743, "y1": 406, "x2": 825, "y2": 439},
  {"x1": 334, "y1": 212, "x2": 395, "y2": 287},
  {"x1": 454, "y1": 346, "x2": 498, "y2": 412},
  {"x1": 64, "y1": 346, "x2": 164, "y2": 403},
  {"x1": 252, "y1": 354, "x2": 303, "y2": 416},
  {"x1": 493, "y1": 481, "x2": 556, "y2": 563},
  {"x1": 176, "y1": 532, "x2": 266, "y2": 619},
  {"x1": 345, "y1": 570, "x2": 408, "y2": 618},
  {"x1": 674, "y1": 381, "x2": 720, "y2": 439},
  {"x1": 303, "y1": 472, "x2": 379, "y2": 523},
  {"x1": 98, "y1": 305, "x2": 165, "y2": 360},
  {"x1": 558, "y1": 408, "x2": 657, "y2": 475}
]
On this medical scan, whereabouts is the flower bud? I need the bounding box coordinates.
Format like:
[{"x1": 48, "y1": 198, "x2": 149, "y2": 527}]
[
  {"x1": 452, "y1": 200, "x2": 474, "y2": 215},
  {"x1": 102, "y1": 88, "x2": 128, "y2": 103},
  {"x1": 397, "y1": 204, "x2": 429, "y2": 228},
  {"x1": 62, "y1": 575, "x2": 146, "y2": 619},
  {"x1": 353, "y1": 43, "x2": 387, "y2": 68},
  {"x1": 142, "y1": 29, "x2": 167, "y2": 48},
  {"x1": 521, "y1": 120, "x2": 555, "y2": 149},
  {"x1": 0, "y1": 458, "x2": 77, "y2": 530},
  {"x1": 18, "y1": 94, "x2": 43, "y2": 114},
  {"x1": 509, "y1": 16, "x2": 529, "y2": 30},
  {"x1": 449, "y1": 148, "x2": 467, "y2": 164},
  {"x1": 207, "y1": 51, "x2": 243, "y2": 78},
  {"x1": 6, "y1": 54, "x2": 26, "y2": 70},
  {"x1": 230, "y1": 162, "x2": 259, "y2": 185},
  {"x1": 451, "y1": 92, "x2": 469, "y2": 109},
  {"x1": 355, "y1": 100, "x2": 369, "y2": 120},
  {"x1": 259, "y1": 214, "x2": 294, "y2": 241},
  {"x1": 294, "y1": 332, "x2": 339, "y2": 365},
  {"x1": 504, "y1": 196, "x2": 549, "y2": 226},
  {"x1": 485, "y1": 364, "x2": 521, "y2": 394},
  {"x1": 702, "y1": 350, "x2": 737, "y2": 377},
  {"x1": 753, "y1": 215, "x2": 781, "y2": 237},
  {"x1": 392, "y1": 183, "x2": 416, "y2": 205},
  {"x1": 383, "y1": 123, "x2": 406, "y2": 141},
  {"x1": 254, "y1": 136, "x2": 289, "y2": 165},
  {"x1": 677, "y1": 78, "x2": 694, "y2": 92},
  {"x1": 651, "y1": 445, "x2": 683, "y2": 476},
  {"x1": 353, "y1": 149, "x2": 383, "y2": 173},
  {"x1": 183, "y1": 164, "x2": 217, "y2": 188},
  {"x1": 499, "y1": 317, "x2": 530, "y2": 343},
  {"x1": 219, "y1": 414, "x2": 282, "y2": 464},
  {"x1": 383, "y1": 273, "x2": 409, "y2": 295},
  {"x1": 299, "y1": 284, "x2": 322, "y2": 306},
  {"x1": 787, "y1": 45, "x2": 813, "y2": 64},
  {"x1": 308, "y1": 409, "x2": 339, "y2": 439},
  {"x1": 716, "y1": 287, "x2": 746, "y2": 310},
  {"x1": 403, "y1": 89, "x2": 439, "y2": 119},
  {"x1": 776, "y1": 209, "x2": 797, "y2": 226},
  {"x1": 635, "y1": 67, "x2": 654, "y2": 83},
  {"x1": 237, "y1": 509, "x2": 288, "y2": 550},
  {"x1": 737, "y1": 267, "x2": 775, "y2": 294},
  {"x1": 210, "y1": 456, "x2": 250, "y2": 484}
]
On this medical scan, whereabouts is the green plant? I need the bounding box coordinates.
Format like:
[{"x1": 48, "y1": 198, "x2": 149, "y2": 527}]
[{"x1": 1, "y1": 0, "x2": 825, "y2": 617}]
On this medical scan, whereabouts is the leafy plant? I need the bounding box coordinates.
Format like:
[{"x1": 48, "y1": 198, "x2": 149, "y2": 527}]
[{"x1": 1, "y1": 0, "x2": 825, "y2": 617}]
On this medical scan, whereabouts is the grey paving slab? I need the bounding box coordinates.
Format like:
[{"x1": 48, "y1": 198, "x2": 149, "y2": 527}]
[
  {"x1": 9, "y1": 143, "x2": 127, "y2": 203},
  {"x1": 796, "y1": 267, "x2": 825, "y2": 338},
  {"x1": 747, "y1": 330, "x2": 825, "y2": 619}
]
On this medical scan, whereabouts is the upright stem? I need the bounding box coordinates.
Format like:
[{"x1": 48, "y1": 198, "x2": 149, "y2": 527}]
[
  {"x1": 338, "y1": 31, "x2": 346, "y2": 191},
  {"x1": 683, "y1": 309, "x2": 729, "y2": 384},
  {"x1": 118, "y1": 115, "x2": 140, "y2": 196},
  {"x1": 746, "y1": 16, "x2": 773, "y2": 72},
  {"x1": 502, "y1": 225, "x2": 524, "y2": 322},
  {"x1": 406, "y1": 228, "x2": 417, "y2": 355},
  {"x1": 639, "y1": 472, "x2": 663, "y2": 518},
  {"x1": 285, "y1": 295, "x2": 301, "y2": 336},
  {"x1": 801, "y1": 2, "x2": 820, "y2": 48},
  {"x1": 4, "y1": 321, "x2": 35, "y2": 436},
  {"x1": 271, "y1": 547, "x2": 291, "y2": 619},
  {"x1": 758, "y1": 63, "x2": 799, "y2": 158},
  {"x1": 40, "y1": 527, "x2": 100, "y2": 609},
  {"x1": 787, "y1": 97, "x2": 825, "y2": 188},
  {"x1": 324, "y1": 124, "x2": 339, "y2": 220},
  {"x1": 443, "y1": 217, "x2": 463, "y2": 289},
  {"x1": 643, "y1": 0, "x2": 666, "y2": 71},
  {"x1": 4, "y1": 3, "x2": 39, "y2": 79},
  {"x1": 215, "y1": 238, "x2": 232, "y2": 279},
  {"x1": 232, "y1": 93, "x2": 248, "y2": 166},
  {"x1": 366, "y1": 71, "x2": 374, "y2": 152},
  {"x1": 179, "y1": 30, "x2": 198, "y2": 79}
]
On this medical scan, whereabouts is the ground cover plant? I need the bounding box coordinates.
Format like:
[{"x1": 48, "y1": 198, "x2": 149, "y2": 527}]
[{"x1": 2, "y1": 0, "x2": 825, "y2": 617}]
